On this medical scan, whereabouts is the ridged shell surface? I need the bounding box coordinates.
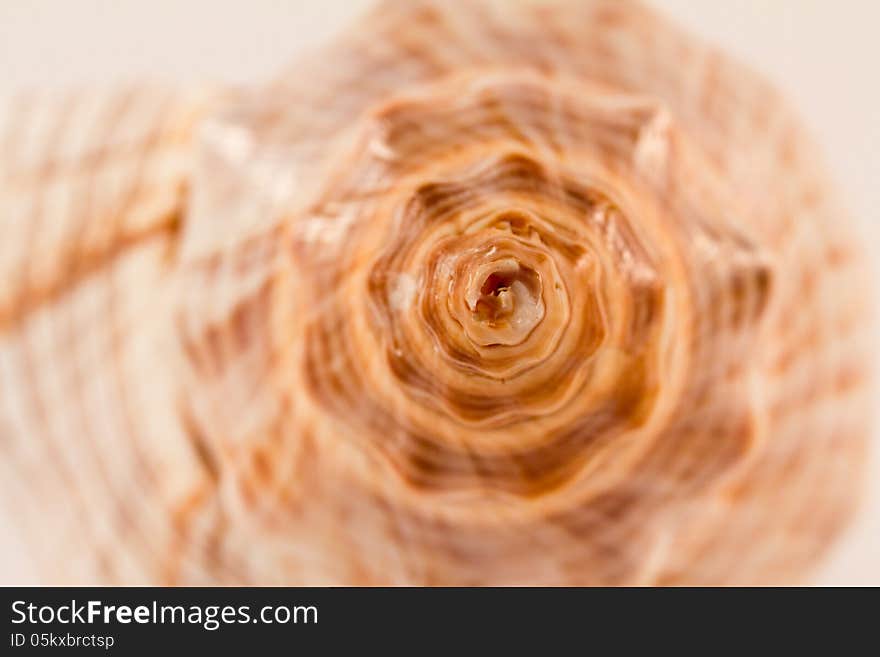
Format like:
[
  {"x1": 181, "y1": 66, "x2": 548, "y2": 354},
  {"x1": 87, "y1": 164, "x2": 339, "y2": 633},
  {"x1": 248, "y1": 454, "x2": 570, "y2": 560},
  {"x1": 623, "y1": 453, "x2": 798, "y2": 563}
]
[{"x1": 0, "y1": 0, "x2": 873, "y2": 584}]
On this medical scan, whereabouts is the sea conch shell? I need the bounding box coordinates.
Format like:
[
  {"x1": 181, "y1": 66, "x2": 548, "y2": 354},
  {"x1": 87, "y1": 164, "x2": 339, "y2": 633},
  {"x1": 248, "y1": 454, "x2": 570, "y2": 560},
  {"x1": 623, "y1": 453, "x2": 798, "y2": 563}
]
[{"x1": 0, "y1": 0, "x2": 873, "y2": 585}]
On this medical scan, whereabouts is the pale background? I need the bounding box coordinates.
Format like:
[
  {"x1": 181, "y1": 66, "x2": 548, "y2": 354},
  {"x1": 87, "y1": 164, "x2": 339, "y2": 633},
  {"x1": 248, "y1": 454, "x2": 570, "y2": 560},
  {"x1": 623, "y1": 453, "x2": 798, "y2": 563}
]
[{"x1": 0, "y1": 0, "x2": 877, "y2": 584}]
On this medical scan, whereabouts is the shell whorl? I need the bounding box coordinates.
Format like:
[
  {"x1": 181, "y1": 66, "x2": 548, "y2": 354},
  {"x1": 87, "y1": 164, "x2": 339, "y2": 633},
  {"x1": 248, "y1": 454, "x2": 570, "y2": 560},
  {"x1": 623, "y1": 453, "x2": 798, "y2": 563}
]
[{"x1": 0, "y1": 0, "x2": 873, "y2": 585}]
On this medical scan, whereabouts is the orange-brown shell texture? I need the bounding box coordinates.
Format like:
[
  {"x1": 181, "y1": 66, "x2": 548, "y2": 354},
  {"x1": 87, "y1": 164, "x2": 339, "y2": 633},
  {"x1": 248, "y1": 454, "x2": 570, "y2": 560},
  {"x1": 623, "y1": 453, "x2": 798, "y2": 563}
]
[{"x1": 0, "y1": 0, "x2": 873, "y2": 585}]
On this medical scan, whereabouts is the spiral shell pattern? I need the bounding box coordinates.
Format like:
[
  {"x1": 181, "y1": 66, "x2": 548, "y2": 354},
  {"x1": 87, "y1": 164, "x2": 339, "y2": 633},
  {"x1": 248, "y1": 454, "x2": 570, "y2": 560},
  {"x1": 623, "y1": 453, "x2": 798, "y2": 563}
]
[{"x1": 0, "y1": 0, "x2": 873, "y2": 585}]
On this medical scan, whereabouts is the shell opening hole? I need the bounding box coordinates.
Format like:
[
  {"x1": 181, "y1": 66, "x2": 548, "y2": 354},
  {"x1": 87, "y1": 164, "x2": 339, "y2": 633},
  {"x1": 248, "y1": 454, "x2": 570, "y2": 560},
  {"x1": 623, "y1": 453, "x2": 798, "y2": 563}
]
[{"x1": 470, "y1": 260, "x2": 542, "y2": 330}]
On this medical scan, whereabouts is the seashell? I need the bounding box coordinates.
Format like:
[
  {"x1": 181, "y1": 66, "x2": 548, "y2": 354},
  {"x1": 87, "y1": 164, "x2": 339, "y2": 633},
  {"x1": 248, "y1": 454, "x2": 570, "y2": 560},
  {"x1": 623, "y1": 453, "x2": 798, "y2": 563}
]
[{"x1": 0, "y1": 0, "x2": 873, "y2": 585}]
